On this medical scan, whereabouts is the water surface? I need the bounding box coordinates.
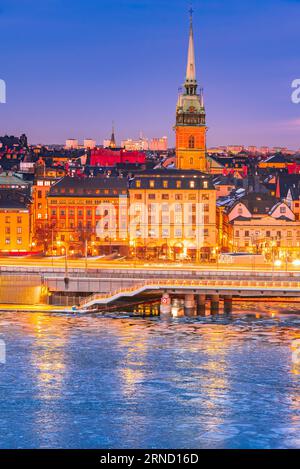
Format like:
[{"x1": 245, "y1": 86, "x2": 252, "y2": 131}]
[{"x1": 0, "y1": 302, "x2": 300, "y2": 449}]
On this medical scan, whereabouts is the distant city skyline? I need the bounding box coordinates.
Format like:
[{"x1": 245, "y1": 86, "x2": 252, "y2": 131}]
[{"x1": 1, "y1": 0, "x2": 300, "y2": 148}]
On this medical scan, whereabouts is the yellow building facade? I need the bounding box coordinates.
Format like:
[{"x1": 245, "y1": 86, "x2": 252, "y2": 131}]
[
  {"x1": 0, "y1": 193, "x2": 31, "y2": 253},
  {"x1": 129, "y1": 170, "x2": 216, "y2": 261}
]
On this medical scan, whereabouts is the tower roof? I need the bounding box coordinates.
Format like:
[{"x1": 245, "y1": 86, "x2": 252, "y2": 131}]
[{"x1": 185, "y1": 8, "x2": 196, "y2": 84}]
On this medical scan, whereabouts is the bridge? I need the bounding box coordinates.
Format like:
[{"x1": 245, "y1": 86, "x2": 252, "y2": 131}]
[{"x1": 78, "y1": 277, "x2": 300, "y2": 314}]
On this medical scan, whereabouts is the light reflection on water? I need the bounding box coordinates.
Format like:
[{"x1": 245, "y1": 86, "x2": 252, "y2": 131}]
[{"x1": 0, "y1": 301, "x2": 300, "y2": 449}]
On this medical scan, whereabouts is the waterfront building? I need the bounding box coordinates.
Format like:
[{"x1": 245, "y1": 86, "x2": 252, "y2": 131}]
[
  {"x1": 47, "y1": 176, "x2": 129, "y2": 256},
  {"x1": 227, "y1": 192, "x2": 300, "y2": 260},
  {"x1": 0, "y1": 178, "x2": 32, "y2": 253},
  {"x1": 175, "y1": 11, "x2": 207, "y2": 171},
  {"x1": 32, "y1": 164, "x2": 66, "y2": 251},
  {"x1": 128, "y1": 169, "x2": 216, "y2": 261}
]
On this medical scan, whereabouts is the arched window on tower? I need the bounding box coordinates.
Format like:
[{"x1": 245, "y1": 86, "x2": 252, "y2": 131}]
[{"x1": 188, "y1": 135, "x2": 195, "y2": 149}]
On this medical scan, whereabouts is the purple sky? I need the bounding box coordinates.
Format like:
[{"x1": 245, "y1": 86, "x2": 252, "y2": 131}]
[{"x1": 0, "y1": 0, "x2": 300, "y2": 148}]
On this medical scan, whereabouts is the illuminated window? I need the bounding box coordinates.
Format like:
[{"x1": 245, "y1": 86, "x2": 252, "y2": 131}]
[
  {"x1": 189, "y1": 181, "x2": 195, "y2": 189},
  {"x1": 176, "y1": 181, "x2": 181, "y2": 189},
  {"x1": 163, "y1": 181, "x2": 168, "y2": 188},
  {"x1": 149, "y1": 180, "x2": 155, "y2": 188},
  {"x1": 203, "y1": 181, "x2": 208, "y2": 189},
  {"x1": 189, "y1": 136, "x2": 195, "y2": 148},
  {"x1": 136, "y1": 180, "x2": 141, "y2": 188}
]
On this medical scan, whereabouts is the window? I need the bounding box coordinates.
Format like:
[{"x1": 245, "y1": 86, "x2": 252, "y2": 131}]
[
  {"x1": 37, "y1": 190, "x2": 42, "y2": 198},
  {"x1": 17, "y1": 216, "x2": 22, "y2": 223},
  {"x1": 5, "y1": 238, "x2": 10, "y2": 245},
  {"x1": 17, "y1": 227, "x2": 22, "y2": 234},
  {"x1": 5, "y1": 216, "x2": 10, "y2": 223},
  {"x1": 37, "y1": 213, "x2": 42, "y2": 219},
  {"x1": 136, "y1": 180, "x2": 141, "y2": 188},
  {"x1": 135, "y1": 194, "x2": 142, "y2": 200},
  {"x1": 235, "y1": 231, "x2": 240, "y2": 238},
  {"x1": 149, "y1": 180, "x2": 155, "y2": 189},
  {"x1": 162, "y1": 194, "x2": 169, "y2": 200},
  {"x1": 148, "y1": 194, "x2": 156, "y2": 200},
  {"x1": 266, "y1": 231, "x2": 271, "y2": 238},
  {"x1": 202, "y1": 194, "x2": 209, "y2": 201},
  {"x1": 245, "y1": 231, "x2": 250, "y2": 237},
  {"x1": 163, "y1": 181, "x2": 168, "y2": 189},
  {"x1": 188, "y1": 135, "x2": 195, "y2": 149},
  {"x1": 189, "y1": 181, "x2": 195, "y2": 189},
  {"x1": 203, "y1": 181, "x2": 208, "y2": 189},
  {"x1": 5, "y1": 227, "x2": 10, "y2": 234},
  {"x1": 280, "y1": 206, "x2": 286, "y2": 214},
  {"x1": 175, "y1": 194, "x2": 183, "y2": 200},
  {"x1": 176, "y1": 181, "x2": 181, "y2": 189},
  {"x1": 17, "y1": 238, "x2": 22, "y2": 245}
]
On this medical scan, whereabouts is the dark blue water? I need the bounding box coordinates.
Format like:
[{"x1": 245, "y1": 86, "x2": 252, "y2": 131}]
[{"x1": 0, "y1": 302, "x2": 300, "y2": 449}]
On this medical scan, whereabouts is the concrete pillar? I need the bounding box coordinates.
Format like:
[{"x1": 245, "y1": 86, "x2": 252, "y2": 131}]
[
  {"x1": 224, "y1": 296, "x2": 233, "y2": 315},
  {"x1": 197, "y1": 294, "x2": 206, "y2": 316},
  {"x1": 171, "y1": 298, "x2": 185, "y2": 318},
  {"x1": 184, "y1": 294, "x2": 196, "y2": 317},
  {"x1": 210, "y1": 295, "x2": 220, "y2": 315},
  {"x1": 160, "y1": 293, "x2": 172, "y2": 317}
]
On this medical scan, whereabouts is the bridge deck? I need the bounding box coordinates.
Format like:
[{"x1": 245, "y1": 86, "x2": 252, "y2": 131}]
[{"x1": 79, "y1": 278, "x2": 300, "y2": 310}]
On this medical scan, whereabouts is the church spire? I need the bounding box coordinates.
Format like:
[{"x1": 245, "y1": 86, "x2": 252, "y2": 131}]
[
  {"x1": 185, "y1": 7, "x2": 197, "y2": 96},
  {"x1": 109, "y1": 121, "x2": 116, "y2": 149}
]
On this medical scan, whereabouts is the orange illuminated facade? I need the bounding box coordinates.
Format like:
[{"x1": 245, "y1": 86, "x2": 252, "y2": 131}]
[{"x1": 47, "y1": 176, "x2": 129, "y2": 256}]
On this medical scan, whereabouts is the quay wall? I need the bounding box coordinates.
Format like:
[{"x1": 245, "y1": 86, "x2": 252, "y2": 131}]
[{"x1": 0, "y1": 274, "x2": 43, "y2": 305}]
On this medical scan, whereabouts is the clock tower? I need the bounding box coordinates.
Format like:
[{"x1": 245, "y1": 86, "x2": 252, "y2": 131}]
[{"x1": 175, "y1": 10, "x2": 207, "y2": 171}]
